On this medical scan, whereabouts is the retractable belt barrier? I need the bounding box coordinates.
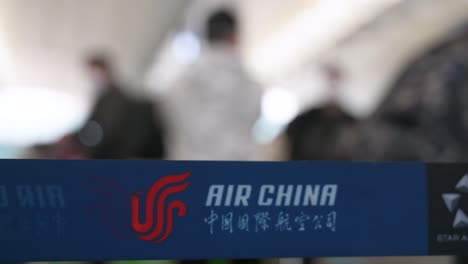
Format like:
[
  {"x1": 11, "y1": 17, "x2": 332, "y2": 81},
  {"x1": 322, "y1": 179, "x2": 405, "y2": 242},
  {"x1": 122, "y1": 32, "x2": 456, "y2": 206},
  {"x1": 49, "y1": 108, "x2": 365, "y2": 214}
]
[{"x1": 0, "y1": 160, "x2": 467, "y2": 261}]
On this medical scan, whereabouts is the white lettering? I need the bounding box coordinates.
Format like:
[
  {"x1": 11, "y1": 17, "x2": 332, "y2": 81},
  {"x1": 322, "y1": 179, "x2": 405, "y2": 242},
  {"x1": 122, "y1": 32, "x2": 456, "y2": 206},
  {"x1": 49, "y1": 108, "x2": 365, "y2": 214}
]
[
  {"x1": 275, "y1": 185, "x2": 293, "y2": 206},
  {"x1": 258, "y1": 185, "x2": 274, "y2": 206},
  {"x1": 206, "y1": 185, "x2": 224, "y2": 206},
  {"x1": 293, "y1": 185, "x2": 303, "y2": 206},
  {"x1": 303, "y1": 185, "x2": 321, "y2": 206},
  {"x1": 234, "y1": 185, "x2": 251, "y2": 206},
  {"x1": 320, "y1": 185, "x2": 337, "y2": 206},
  {"x1": 224, "y1": 185, "x2": 234, "y2": 206},
  {"x1": 206, "y1": 184, "x2": 337, "y2": 207}
]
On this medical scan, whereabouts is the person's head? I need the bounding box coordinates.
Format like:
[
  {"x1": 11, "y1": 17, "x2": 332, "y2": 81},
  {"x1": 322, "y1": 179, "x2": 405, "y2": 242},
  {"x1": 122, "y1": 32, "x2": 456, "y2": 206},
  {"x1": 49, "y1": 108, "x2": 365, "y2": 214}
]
[
  {"x1": 85, "y1": 53, "x2": 114, "y2": 88},
  {"x1": 205, "y1": 9, "x2": 238, "y2": 46}
]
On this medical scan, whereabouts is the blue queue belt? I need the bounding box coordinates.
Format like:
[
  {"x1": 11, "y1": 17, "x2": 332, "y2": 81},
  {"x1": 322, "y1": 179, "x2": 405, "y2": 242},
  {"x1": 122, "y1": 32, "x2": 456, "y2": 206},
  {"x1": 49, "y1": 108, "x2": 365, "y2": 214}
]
[{"x1": 0, "y1": 160, "x2": 466, "y2": 261}]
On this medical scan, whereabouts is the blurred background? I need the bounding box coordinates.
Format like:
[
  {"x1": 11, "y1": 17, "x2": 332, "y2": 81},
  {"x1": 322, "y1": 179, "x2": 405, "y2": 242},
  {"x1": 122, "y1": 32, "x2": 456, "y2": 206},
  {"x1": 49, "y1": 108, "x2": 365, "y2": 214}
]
[{"x1": 2, "y1": 0, "x2": 468, "y2": 263}]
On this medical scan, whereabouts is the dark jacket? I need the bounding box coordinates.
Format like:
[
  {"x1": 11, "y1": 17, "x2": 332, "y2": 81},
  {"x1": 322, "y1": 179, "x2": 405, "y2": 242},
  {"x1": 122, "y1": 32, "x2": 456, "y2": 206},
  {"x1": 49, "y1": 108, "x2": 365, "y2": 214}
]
[
  {"x1": 285, "y1": 104, "x2": 360, "y2": 161},
  {"x1": 366, "y1": 26, "x2": 468, "y2": 162},
  {"x1": 77, "y1": 85, "x2": 166, "y2": 159}
]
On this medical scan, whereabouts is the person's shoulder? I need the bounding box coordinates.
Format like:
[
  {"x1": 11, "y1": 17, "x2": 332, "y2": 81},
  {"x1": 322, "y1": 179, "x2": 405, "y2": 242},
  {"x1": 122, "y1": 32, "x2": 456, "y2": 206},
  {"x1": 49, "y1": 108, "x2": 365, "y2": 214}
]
[
  {"x1": 286, "y1": 107, "x2": 322, "y2": 133},
  {"x1": 292, "y1": 108, "x2": 322, "y2": 121}
]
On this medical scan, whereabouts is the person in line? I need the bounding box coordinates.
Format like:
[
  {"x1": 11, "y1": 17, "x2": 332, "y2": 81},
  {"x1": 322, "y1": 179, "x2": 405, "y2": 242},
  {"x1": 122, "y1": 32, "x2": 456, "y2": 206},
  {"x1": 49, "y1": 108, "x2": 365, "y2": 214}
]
[
  {"x1": 71, "y1": 54, "x2": 166, "y2": 160},
  {"x1": 360, "y1": 24, "x2": 468, "y2": 264},
  {"x1": 163, "y1": 9, "x2": 262, "y2": 161},
  {"x1": 163, "y1": 8, "x2": 262, "y2": 264},
  {"x1": 284, "y1": 65, "x2": 362, "y2": 264},
  {"x1": 285, "y1": 65, "x2": 361, "y2": 162}
]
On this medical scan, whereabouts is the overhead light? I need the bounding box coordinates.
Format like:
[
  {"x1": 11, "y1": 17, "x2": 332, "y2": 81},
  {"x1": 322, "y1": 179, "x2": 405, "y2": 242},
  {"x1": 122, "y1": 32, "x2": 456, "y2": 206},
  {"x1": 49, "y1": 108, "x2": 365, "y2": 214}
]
[
  {"x1": 145, "y1": 31, "x2": 202, "y2": 95},
  {"x1": 261, "y1": 87, "x2": 299, "y2": 125},
  {"x1": 0, "y1": 86, "x2": 88, "y2": 146},
  {"x1": 171, "y1": 31, "x2": 201, "y2": 65}
]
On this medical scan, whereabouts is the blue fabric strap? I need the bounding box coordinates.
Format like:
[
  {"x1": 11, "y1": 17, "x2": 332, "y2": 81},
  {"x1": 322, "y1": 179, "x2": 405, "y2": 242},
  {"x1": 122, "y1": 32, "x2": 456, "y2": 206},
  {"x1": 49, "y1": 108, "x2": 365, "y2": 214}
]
[{"x1": 0, "y1": 160, "x2": 465, "y2": 261}]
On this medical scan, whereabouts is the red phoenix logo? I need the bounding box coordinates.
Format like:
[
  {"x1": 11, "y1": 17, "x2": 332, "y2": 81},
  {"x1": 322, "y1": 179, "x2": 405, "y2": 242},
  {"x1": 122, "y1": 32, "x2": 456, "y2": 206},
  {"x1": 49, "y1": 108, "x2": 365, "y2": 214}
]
[{"x1": 131, "y1": 171, "x2": 191, "y2": 244}]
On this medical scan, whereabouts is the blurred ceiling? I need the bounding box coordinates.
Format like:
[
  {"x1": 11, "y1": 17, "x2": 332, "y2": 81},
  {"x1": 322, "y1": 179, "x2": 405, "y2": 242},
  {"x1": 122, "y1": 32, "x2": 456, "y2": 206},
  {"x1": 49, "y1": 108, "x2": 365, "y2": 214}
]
[
  {"x1": 0, "y1": 0, "x2": 187, "y2": 99},
  {"x1": 145, "y1": 0, "x2": 407, "y2": 94},
  {"x1": 240, "y1": 0, "x2": 404, "y2": 84},
  {"x1": 1, "y1": 0, "x2": 468, "y2": 146},
  {"x1": 238, "y1": 0, "x2": 468, "y2": 118},
  {"x1": 309, "y1": 0, "x2": 468, "y2": 117},
  {"x1": 0, "y1": 0, "x2": 188, "y2": 145}
]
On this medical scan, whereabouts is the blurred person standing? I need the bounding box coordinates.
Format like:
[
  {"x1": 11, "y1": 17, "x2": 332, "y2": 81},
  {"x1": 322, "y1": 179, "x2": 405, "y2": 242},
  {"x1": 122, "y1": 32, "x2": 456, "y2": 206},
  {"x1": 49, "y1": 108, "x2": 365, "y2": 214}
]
[
  {"x1": 359, "y1": 24, "x2": 468, "y2": 264},
  {"x1": 163, "y1": 9, "x2": 261, "y2": 161},
  {"x1": 69, "y1": 53, "x2": 167, "y2": 264},
  {"x1": 162, "y1": 8, "x2": 261, "y2": 264},
  {"x1": 285, "y1": 65, "x2": 361, "y2": 162},
  {"x1": 284, "y1": 65, "x2": 361, "y2": 264},
  {"x1": 361, "y1": 25, "x2": 468, "y2": 163},
  {"x1": 69, "y1": 54, "x2": 166, "y2": 160}
]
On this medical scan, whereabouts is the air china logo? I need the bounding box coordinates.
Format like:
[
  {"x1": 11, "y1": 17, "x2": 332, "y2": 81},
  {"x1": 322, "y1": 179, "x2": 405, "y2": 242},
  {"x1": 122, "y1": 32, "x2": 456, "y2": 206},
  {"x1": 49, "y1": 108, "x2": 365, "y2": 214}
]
[
  {"x1": 131, "y1": 171, "x2": 191, "y2": 244},
  {"x1": 442, "y1": 174, "x2": 468, "y2": 229}
]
